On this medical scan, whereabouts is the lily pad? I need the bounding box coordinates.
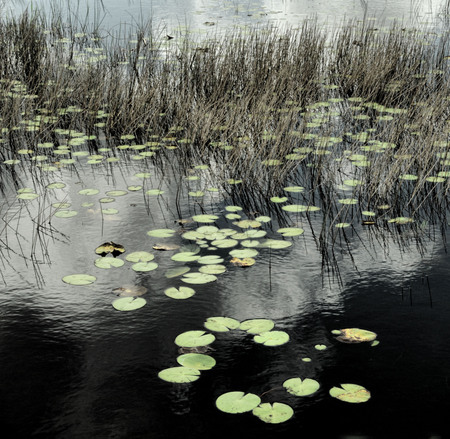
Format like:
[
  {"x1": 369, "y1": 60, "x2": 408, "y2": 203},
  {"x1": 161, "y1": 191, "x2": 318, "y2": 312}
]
[
  {"x1": 164, "y1": 286, "x2": 195, "y2": 299},
  {"x1": 147, "y1": 229, "x2": 175, "y2": 238},
  {"x1": 78, "y1": 188, "x2": 99, "y2": 195},
  {"x1": 211, "y1": 238, "x2": 238, "y2": 248},
  {"x1": 335, "y1": 328, "x2": 377, "y2": 343},
  {"x1": 171, "y1": 252, "x2": 200, "y2": 262},
  {"x1": 165, "y1": 266, "x2": 190, "y2": 278},
  {"x1": 235, "y1": 220, "x2": 261, "y2": 229},
  {"x1": 54, "y1": 210, "x2": 78, "y2": 218},
  {"x1": 132, "y1": 261, "x2": 158, "y2": 272},
  {"x1": 258, "y1": 239, "x2": 292, "y2": 249},
  {"x1": 229, "y1": 249, "x2": 259, "y2": 258},
  {"x1": 94, "y1": 257, "x2": 125, "y2": 269},
  {"x1": 175, "y1": 330, "x2": 215, "y2": 348},
  {"x1": 197, "y1": 255, "x2": 224, "y2": 265},
  {"x1": 158, "y1": 366, "x2": 200, "y2": 383},
  {"x1": 181, "y1": 272, "x2": 217, "y2": 284},
  {"x1": 112, "y1": 285, "x2": 147, "y2": 297},
  {"x1": 254, "y1": 330, "x2": 290, "y2": 346},
  {"x1": 216, "y1": 391, "x2": 261, "y2": 414},
  {"x1": 252, "y1": 402, "x2": 294, "y2": 424},
  {"x1": 329, "y1": 384, "x2": 371, "y2": 403},
  {"x1": 199, "y1": 264, "x2": 226, "y2": 275},
  {"x1": 62, "y1": 273, "x2": 96, "y2": 285},
  {"x1": 284, "y1": 186, "x2": 304, "y2": 193},
  {"x1": 230, "y1": 257, "x2": 255, "y2": 267},
  {"x1": 95, "y1": 242, "x2": 125, "y2": 257},
  {"x1": 112, "y1": 296, "x2": 146, "y2": 311},
  {"x1": 239, "y1": 319, "x2": 274, "y2": 334},
  {"x1": 270, "y1": 196, "x2": 288, "y2": 203},
  {"x1": 192, "y1": 214, "x2": 219, "y2": 223},
  {"x1": 125, "y1": 251, "x2": 155, "y2": 263},
  {"x1": 277, "y1": 227, "x2": 304, "y2": 237},
  {"x1": 204, "y1": 317, "x2": 240, "y2": 332},
  {"x1": 283, "y1": 377, "x2": 320, "y2": 396},
  {"x1": 177, "y1": 353, "x2": 216, "y2": 370}
]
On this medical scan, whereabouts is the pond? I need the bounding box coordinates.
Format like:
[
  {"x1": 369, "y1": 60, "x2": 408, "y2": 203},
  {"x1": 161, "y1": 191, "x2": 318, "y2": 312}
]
[{"x1": 1, "y1": 1, "x2": 450, "y2": 438}]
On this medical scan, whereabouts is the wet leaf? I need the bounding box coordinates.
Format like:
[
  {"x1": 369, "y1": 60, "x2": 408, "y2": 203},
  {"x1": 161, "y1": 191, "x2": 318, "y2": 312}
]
[
  {"x1": 204, "y1": 317, "x2": 240, "y2": 332},
  {"x1": 254, "y1": 330, "x2": 289, "y2": 346},
  {"x1": 192, "y1": 214, "x2": 218, "y2": 223},
  {"x1": 94, "y1": 257, "x2": 124, "y2": 269},
  {"x1": 164, "y1": 286, "x2": 195, "y2": 299},
  {"x1": 177, "y1": 353, "x2": 216, "y2": 370},
  {"x1": 132, "y1": 261, "x2": 158, "y2": 272},
  {"x1": 239, "y1": 319, "x2": 274, "y2": 334},
  {"x1": 62, "y1": 273, "x2": 96, "y2": 285}
]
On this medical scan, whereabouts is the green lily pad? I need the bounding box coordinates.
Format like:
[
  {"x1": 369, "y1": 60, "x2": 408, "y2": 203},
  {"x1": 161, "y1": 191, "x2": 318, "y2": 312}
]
[
  {"x1": 338, "y1": 198, "x2": 358, "y2": 205},
  {"x1": 252, "y1": 402, "x2": 294, "y2": 424},
  {"x1": 95, "y1": 242, "x2": 125, "y2": 257},
  {"x1": 329, "y1": 384, "x2": 371, "y2": 403},
  {"x1": 204, "y1": 317, "x2": 240, "y2": 332},
  {"x1": 211, "y1": 239, "x2": 238, "y2": 248},
  {"x1": 192, "y1": 214, "x2": 219, "y2": 223},
  {"x1": 258, "y1": 239, "x2": 292, "y2": 249},
  {"x1": 282, "y1": 205, "x2": 309, "y2": 213},
  {"x1": 112, "y1": 296, "x2": 146, "y2": 311},
  {"x1": 112, "y1": 285, "x2": 147, "y2": 297},
  {"x1": 106, "y1": 190, "x2": 128, "y2": 197},
  {"x1": 284, "y1": 186, "x2": 304, "y2": 193},
  {"x1": 78, "y1": 188, "x2": 99, "y2": 195},
  {"x1": 164, "y1": 286, "x2": 195, "y2": 299},
  {"x1": 335, "y1": 328, "x2": 377, "y2": 343},
  {"x1": 225, "y1": 206, "x2": 243, "y2": 212},
  {"x1": 229, "y1": 249, "x2": 259, "y2": 258},
  {"x1": 283, "y1": 377, "x2": 320, "y2": 396},
  {"x1": 270, "y1": 196, "x2": 288, "y2": 203},
  {"x1": 94, "y1": 257, "x2": 125, "y2": 269},
  {"x1": 132, "y1": 261, "x2": 158, "y2": 272},
  {"x1": 277, "y1": 227, "x2": 304, "y2": 237},
  {"x1": 146, "y1": 189, "x2": 164, "y2": 195},
  {"x1": 216, "y1": 391, "x2": 261, "y2": 414},
  {"x1": 197, "y1": 225, "x2": 219, "y2": 234},
  {"x1": 46, "y1": 182, "x2": 66, "y2": 189},
  {"x1": 235, "y1": 220, "x2": 261, "y2": 229},
  {"x1": 125, "y1": 251, "x2": 155, "y2": 263},
  {"x1": 181, "y1": 272, "x2": 217, "y2": 284},
  {"x1": 54, "y1": 210, "x2": 78, "y2": 218},
  {"x1": 254, "y1": 330, "x2": 290, "y2": 346},
  {"x1": 239, "y1": 319, "x2": 274, "y2": 334},
  {"x1": 177, "y1": 353, "x2": 216, "y2": 370},
  {"x1": 99, "y1": 197, "x2": 115, "y2": 203},
  {"x1": 254, "y1": 216, "x2": 271, "y2": 223},
  {"x1": 197, "y1": 255, "x2": 224, "y2": 265},
  {"x1": 52, "y1": 202, "x2": 71, "y2": 209},
  {"x1": 226, "y1": 213, "x2": 241, "y2": 220},
  {"x1": 198, "y1": 263, "x2": 226, "y2": 274},
  {"x1": 315, "y1": 344, "x2": 327, "y2": 350},
  {"x1": 147, "y1": 229, "x2": 175, "y2": 238},
  {"x1": 175, "y1": 330, "x2": 215, "y2": 348},
  {"x1": 158, "y1": 366, "x2": 200, "y2": 383},
  {"x1": 171, "y1": 252, "x2": 200, "y2": 262},
  {"x1": 17, "y1": 192, "x2": 39, "y2": 200},
  {"x1": 62, "y1": 273, "x2": 96, "y2": 285},
  {"x1": 165, "y1": 266, "x2": 191, "y2": 278},
  {"x1": 399, "y1": 174, "x2": 418, "y2": 181}
]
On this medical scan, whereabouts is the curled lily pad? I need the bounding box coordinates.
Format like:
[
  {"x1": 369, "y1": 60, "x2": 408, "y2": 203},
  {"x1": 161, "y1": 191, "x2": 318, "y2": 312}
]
[
  {"x1": 252, "y1": 402, "x2": 294, "y2": 424},
  {"x1": 175, "y1": 330, "x2": 215, "y2": 348},
  {"x1": 177, "y1": 353, "x2": 216, "y2": 370},
  {"x1": 112, "y1": 297, "x2": 146, "y2": 311},
  {"x1": 230, "y1": 257, "x2": 255, "y2": 267},
  {"x1": 112, "y1": 285, "x2": 147, "y2": 297},
  {"x1": 254, "y1": 330, "x2": 289, "y2": 346},
  {"x1": 165, "y1": 286, "x2": 195, "y2": 299},
  {"x1": 62, "y1": 273, "x2": 96, "y2": 285},
  {"x1": 216, "y1": 391, "x2": 261, "y2": 414},
  {"x1": 204, "y1": 317, "x2": 240, "y2": 332},
  {"x1": 283, "y1": 378, "x2": 320, "y2": 396},
  {"x1": 125, "y1": 251, "x2": 155, "y2": 263},
  {"x1": 329, "y1": 384, "x2": 371, "y2": 403},
  {"x1": 239, "y1": 319, "x2": 274, "y2": 334},
  {"x1": 95, "y1": 242, "x2": 125, "y2": 257},
  {"x1": 335, "y1": 328, "x2": 377, "y2": 343},
  {"x1": 158, "y1": 366, "x2": 200, "y2": 383}
]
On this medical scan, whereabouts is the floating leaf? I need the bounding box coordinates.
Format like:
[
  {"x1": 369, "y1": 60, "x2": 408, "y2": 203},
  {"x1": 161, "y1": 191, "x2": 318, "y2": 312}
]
[
  {"x1": 197, "y1": 255, "x2": 224, "y2": 265},
  {"x1": 204, "y1": 317, "x2": 240, "y2": 332},
  {"x1": 229, "y1": 248, "x2": 258, "y2": 258},
  {"x1": 277, "y1": 227, "x2": 304, "y2": 237},
  {"x1": 315, "y1": 344, "x2": 327, "y2": 350},
  {"x1": 284, "y1": 186, "x2": 304, "y2": 193},
  {"x1": 17, "y1": 192, "x2": 39, "y2": 200},
  {"x1": 94, "y1": 257, "x2": 125, "y2": 269},
  {"x1": 46, "y1": 182, "x2": 66, "y2": 189},
  {"x1": 132, "y1": 261, "x2": 158, "y2": 272},
  {"x1": 199, "y1": 264, "x2": 226, "y2": 275},
  {"x1": 258, "y1": 239, "x2": 292, "y2": 249},
  {"x1": 329, "y1": 384, "x2": 371, "y2": 403},
  {"x1": 235, "y1": 220, "x2": 261, "y2": 228},
  {"x1": 181, "y1": 272, "x2": 217, "y2": 284},
  {"x1": 270, "y1": 196, "x2": 288, "y2": 203},
  {"x1": 225, "y1": 206, "x2": 243, "y2": 212},
  {"x1": 106, "y1": 190, "x2": 128, "y2": 197},
  {"x1": 175, "y1": 330, "x2": 215, "y2": 347},
  {"x1": 54, "y1": 210, "x2": 78, "y2": 218},
  {"x1": 112, "y1": 285, "x2": 147, "y2": 297},
  {"x1": 102, "y1": 208, "x2": 119, "y2": 215},
  {"x1": 254, "y1": 330, "x2": 289, "y2": 346},
  {"x1": 255, "y1": 216, "x2": 271, "y2": 223},
  {"x1": 211, "y1": 238, "x2": 238, "y2": 248},
  {"x1": 399, "y1": 174, "x2": 418, "y2": 181},
  {"x1": 252, "y1": 403, "x2": 293, "y2": 424},
  {"x1": 335, "y1": 328, "x2": 377, "y2": 343},
  {"x1": 426, "y1": 176, "x2": 445, "y2": 183},
  {"x1": 78, "y1": 188, "x2": 99, "y2": 195},
  {"x1": 230, "y1": 257, "x2": 255, "y2": 267},
  {"x1": 146, "y1": 189, "x2": 164, "y2": 195},
  {"x1": 302, "y1": 357, "x2": 312, "y2": 362},
  {"x1": 335, "y1": 223, "x2": 350, "y2": 228},
  {"x1": 153, "y1": 243, "x2": 180, "y2": 251},
  {"x1": 112, "y1": 297, "x2": 146, "y2": 311},
  {"x1": 216, "y1": 391, "x2": 261, "y2": 414},
  {"x1": 283, "y1": 378, "x2": 320, "y2": 396},
  {"x1": 125, "y1": 251, "x2": 155, "y2": 263},
  {"x1": 165, "y1": 266, "x2": 190, "y2": 278},
  {"x1": 62, "y1": 273, "x2": 96, "y2": 285},
  {"x1": 95, "y1": 242, "x2": 125, "y2": 257},
  {"x1": 239, "y1": 319, "x2": 274, "y2": 334},
  {"x1": 339, "y1": 198, "x2": 358, "y2": 205},
  {"x1": 177, "y1": 353, "x2": 216, "y2": 370},
  {"x1": 171, "y1": 252, "x2": 200, "y2": 262},
  {"x1": 164, "y1": 286, "x2": 195, "y2": 299},
  {"x1": 158, "y1": 366, "x2": 200, "y2": 383},
  {"x1": 147, "y1": 229, "x2": 175, "y2": 238},
  {"x1": 192, "y1": 214, "x2": 218, "y2": 223}
]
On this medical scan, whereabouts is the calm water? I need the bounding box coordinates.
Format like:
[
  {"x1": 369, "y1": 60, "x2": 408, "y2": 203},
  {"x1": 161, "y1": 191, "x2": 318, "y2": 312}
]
[{"x1": 1, "y1": 1, "x2": 450, "y2": 438}]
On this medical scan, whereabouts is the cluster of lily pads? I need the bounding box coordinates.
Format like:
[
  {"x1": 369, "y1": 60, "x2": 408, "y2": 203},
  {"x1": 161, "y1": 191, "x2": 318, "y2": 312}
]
[{"x1": 157, "y1": 323, "x2": 377, "y2": 423}]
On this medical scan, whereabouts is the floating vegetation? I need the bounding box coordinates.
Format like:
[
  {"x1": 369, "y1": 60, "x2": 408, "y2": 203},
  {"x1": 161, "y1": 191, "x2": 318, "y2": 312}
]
[
  {"x1": 253, "y1": 330, "x2": 290, "y2": 346},
  {"x1": 283, "y1": 378, "x2": 320, "y2": 396},
  {"x1": 95, "y1": 242, "x2": 125, "y2": 257},
  {"x1": 112, "y1": 297, "x2": 147, "y2": 311},
  {"x1": 112, "y1": 285, "x2": 148, "y2": 297},
  {"x1": 158, "y1": 366, "x2": 201, "y2": 383},
  {"x1": 62, "y1": 274, "x2": 96, "y2": 285},
  {"x1": 252, "y1": 402, "x2": 294, "y2": 424},
  {"x1": 216, "y1": 391, "x2": 261, "y2": 414},
  {"x1": 329, "y1": 384, "x2": 371, "y2": 403},
  {"x1": 334, "y1": 328, "x2": 377, "y2": 343},
  {"x1": 204, "y1": 317, "x2": 240, "y2": 332}
]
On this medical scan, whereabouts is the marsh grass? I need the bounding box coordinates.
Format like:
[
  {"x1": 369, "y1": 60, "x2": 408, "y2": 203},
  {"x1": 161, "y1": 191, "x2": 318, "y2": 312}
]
[{"x1": 0, "y1": 5, "x2": 449, "y2": 278}]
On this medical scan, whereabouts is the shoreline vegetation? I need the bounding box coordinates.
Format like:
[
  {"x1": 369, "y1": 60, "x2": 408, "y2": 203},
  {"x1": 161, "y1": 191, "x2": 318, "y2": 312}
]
[{"x1": 0, "y1": 3, "x2": 449, "y2": 279}]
